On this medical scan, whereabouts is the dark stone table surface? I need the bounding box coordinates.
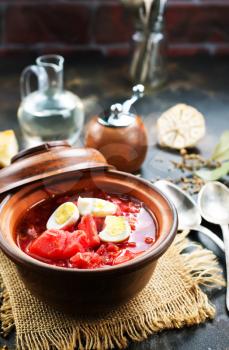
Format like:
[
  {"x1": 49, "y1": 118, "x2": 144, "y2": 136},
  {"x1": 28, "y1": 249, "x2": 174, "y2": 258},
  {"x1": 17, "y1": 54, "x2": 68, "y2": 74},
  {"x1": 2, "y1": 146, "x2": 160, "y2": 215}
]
[{"x1": 0, "y1": 54, "x2": 228, "y2": 349}]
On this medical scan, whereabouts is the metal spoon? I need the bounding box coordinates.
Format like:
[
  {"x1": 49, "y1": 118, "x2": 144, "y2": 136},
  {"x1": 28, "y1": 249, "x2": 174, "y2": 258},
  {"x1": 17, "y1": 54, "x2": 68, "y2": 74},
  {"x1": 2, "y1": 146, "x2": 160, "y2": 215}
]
[
  {"x1": 154, "y1": 180, "x2": 224, "y2": 251},
  {"x1": 198, "y1": 181, "x2": 229, "y2": 310}
]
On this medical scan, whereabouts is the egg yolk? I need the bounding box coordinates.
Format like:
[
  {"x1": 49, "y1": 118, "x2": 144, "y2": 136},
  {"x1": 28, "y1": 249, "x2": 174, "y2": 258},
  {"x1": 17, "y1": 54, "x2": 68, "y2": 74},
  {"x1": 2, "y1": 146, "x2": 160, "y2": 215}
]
[
  {"x1": 54, "y1": 203, "x2": 75, "y2": 225},
  {"x1": 105, "y1": 216, "x2": 128, "y2": 236},
  {"x1": 94, "y1": 201, "x2": 105, "y2": 210}
]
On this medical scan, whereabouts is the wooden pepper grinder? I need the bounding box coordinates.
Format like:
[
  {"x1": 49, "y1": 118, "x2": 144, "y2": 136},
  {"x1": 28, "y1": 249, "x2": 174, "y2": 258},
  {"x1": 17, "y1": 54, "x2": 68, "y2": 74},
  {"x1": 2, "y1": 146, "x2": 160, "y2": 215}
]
[{"x1": 85, "y1": 85, "x2": 148, "y2": 173}]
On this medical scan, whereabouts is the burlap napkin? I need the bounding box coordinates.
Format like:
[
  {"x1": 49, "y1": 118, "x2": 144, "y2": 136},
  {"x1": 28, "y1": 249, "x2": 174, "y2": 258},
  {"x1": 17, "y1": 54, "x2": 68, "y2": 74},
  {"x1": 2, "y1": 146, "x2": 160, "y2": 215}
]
[{"x1": 0, "y1": 231, "x2": 224, "y2": 350}]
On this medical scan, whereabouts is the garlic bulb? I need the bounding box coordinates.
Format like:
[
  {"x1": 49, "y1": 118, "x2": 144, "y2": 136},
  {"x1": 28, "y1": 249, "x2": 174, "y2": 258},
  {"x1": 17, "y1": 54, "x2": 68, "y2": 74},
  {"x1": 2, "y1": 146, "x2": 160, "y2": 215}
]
[{"x1": 157, "y1": 104, "x2": 206, "y2": 150}]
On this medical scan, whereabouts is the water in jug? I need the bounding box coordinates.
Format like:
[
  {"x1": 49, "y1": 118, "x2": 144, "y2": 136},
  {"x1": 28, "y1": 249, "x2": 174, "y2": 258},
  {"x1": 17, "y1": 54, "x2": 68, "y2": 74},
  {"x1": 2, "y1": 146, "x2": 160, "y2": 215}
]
[{"x1": 18, "y1": 55, "x2": 84, "y2": 147}]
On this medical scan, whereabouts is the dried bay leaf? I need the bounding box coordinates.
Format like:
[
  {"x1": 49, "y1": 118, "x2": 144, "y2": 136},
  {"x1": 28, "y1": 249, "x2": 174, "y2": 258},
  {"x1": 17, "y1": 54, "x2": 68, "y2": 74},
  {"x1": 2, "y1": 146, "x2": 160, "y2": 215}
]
[
  {"x1": 211, "y1": 130, "x2": 229, "y2": 162},
  {"x1": 196, "y1": 161, "x2": 229, "y2": 181}
]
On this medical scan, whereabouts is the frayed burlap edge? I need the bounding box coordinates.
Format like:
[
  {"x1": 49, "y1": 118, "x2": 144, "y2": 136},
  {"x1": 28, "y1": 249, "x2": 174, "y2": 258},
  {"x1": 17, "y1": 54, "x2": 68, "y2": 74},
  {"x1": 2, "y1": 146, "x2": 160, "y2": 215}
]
[
  {"x1": 0, "y1": 275, "x2": 14, "y2": 338},
  {"x1": 0, "y1": 231, "x2": 225, "y2": 350}
]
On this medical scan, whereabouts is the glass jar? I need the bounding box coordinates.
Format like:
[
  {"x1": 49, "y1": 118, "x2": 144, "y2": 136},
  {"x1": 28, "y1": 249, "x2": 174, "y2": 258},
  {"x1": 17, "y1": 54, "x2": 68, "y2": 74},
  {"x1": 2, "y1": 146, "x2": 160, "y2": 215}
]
[{"x1": 18, "y1": 55, "x2": 85, "y2": 147}]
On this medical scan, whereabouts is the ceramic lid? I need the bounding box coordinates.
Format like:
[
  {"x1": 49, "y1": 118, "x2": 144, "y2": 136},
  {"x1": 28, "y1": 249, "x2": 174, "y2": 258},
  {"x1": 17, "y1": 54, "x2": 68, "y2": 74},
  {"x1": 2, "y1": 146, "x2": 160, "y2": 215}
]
[{"x1": 0, "y1": 141, "x2": 111, "y2": 195}]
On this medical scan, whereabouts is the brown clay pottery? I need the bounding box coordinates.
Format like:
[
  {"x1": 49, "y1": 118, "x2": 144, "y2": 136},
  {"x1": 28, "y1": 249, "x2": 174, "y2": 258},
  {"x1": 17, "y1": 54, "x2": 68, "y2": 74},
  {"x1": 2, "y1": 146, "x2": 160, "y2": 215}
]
[
  {"x1": 0, "y1": 142, "x2": 177, "y2": 314},
  {"x1": 85, "y1": 85, "x2": 148, "y2": 173},
  {"x1": 0, "y1": 140, "x2": 110, "y2": 195}
]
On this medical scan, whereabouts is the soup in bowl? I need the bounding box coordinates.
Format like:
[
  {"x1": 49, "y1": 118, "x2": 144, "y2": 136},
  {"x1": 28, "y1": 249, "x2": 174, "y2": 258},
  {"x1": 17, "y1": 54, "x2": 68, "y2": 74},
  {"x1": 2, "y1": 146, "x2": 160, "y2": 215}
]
[
  {"x1": 0, "y1": 169, "x2": 177, "y2": 313},
  {"x1": 16, "y1": 189, "x2": 158, "y2": 269}
]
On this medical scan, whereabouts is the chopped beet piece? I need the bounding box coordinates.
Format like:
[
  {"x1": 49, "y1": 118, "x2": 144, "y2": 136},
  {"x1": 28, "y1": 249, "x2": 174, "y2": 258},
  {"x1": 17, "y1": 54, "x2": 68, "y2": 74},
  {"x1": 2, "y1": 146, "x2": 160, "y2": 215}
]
[
  {"x1": 29, "y1": 229, "x2": 89, "y2": 260},
  {"x1": 70, "y1": 252, "x2": 103, "y2": 269},
  {"x1": 78, "y1": 215, "x2": 100, "y2": 248},
  {"x1": 113, "y1": 250, "x2": 136, "y2": 265},
  {"x1": 29, "y1": 229, "x2": 67, "y2": 259},
  {"x1": 106, "y1": 243, "x2": 120, "y2": 253},
  {"x1": 63, "y1": 230, "x2": 87, "y2": 258},
  {"x1": 93, "y1": 217, "x2": 105, "y2": 232},
  {"x1": 145, "y1": 237, "x2": 154, "y2": 244},
  {"x1": 127, "y1": 242, "x2": 136, "y2": 248},
  {"x1": 96, "y1": 244, "x2": 106, "y2": 256}
]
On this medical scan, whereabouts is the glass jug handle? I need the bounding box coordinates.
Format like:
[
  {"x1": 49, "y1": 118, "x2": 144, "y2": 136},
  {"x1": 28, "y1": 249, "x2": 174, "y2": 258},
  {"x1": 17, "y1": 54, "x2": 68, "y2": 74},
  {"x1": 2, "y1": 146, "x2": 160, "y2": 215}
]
[{"x1": 20, "y1": 65, "x2": 48, "y2": 99}]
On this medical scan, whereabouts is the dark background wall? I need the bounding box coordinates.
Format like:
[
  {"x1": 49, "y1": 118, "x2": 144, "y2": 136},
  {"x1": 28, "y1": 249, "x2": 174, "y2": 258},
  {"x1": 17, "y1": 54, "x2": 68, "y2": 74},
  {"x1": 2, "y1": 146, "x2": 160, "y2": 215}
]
[{"x1": 0, "y1": 0, "x2": 228, "y2": 57}]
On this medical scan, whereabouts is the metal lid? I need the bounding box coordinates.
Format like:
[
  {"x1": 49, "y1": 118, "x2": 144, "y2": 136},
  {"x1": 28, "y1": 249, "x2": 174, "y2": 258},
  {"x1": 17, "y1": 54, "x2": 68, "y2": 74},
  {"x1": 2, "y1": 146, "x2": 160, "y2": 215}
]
[
  {"x1": 98, "y1": 103, "x2": 136, "y2": 127},
  {"x1": 98, "y1": 84, "x2": 144, "y2": 128},
  {"x1": 0, "y1": 141, "x2": 112, "y2": 195}
]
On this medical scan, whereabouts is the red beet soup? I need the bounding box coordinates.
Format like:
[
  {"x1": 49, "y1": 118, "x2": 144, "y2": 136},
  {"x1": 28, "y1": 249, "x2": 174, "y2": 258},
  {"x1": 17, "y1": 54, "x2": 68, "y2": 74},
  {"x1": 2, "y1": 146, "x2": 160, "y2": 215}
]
[{"x1": 15, "y1": 190, "x2": 158, "y2": 269}]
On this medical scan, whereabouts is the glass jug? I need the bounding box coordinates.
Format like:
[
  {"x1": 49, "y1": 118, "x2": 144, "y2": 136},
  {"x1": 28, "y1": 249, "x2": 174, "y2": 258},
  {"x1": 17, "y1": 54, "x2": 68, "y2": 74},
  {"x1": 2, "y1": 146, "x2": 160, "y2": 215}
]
[{"x1": 17, "y1": 55, "x2": 84, "y2": 147}]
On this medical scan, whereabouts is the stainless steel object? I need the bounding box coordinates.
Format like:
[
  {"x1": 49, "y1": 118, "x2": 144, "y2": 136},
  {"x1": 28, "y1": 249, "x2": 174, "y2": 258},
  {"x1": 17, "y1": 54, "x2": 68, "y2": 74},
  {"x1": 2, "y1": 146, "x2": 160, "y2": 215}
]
[
  {"x1": 122, "y1": 84, "x2": 145, "y2": 113},
  {"x1": 198, "y1": 181, "x2": 229, "y2": 310},
  {"x1": 98, "y1": 84, "x2": 145, "y2": 127},
  {"x1": 154, "y1": 180, "x2": 224, "y2": 251}
]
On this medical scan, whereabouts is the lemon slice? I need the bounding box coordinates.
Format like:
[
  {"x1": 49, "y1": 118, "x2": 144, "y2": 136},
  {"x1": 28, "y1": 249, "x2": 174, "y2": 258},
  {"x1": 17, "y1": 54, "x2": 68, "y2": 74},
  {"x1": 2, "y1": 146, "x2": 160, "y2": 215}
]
[
  {"x1": 157, "y1": 104, "x2": 206, "y2": 149},
  {"x1": 0, "y1": 130, "x2": 18, "y2": 167}
]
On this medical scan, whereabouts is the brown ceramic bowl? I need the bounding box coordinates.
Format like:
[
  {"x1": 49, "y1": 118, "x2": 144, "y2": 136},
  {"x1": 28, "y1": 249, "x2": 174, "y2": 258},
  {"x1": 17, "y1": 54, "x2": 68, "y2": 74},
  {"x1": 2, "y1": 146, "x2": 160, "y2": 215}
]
[{"x1": 0, "y1": 168, "x2": 177, "y2": 314}]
